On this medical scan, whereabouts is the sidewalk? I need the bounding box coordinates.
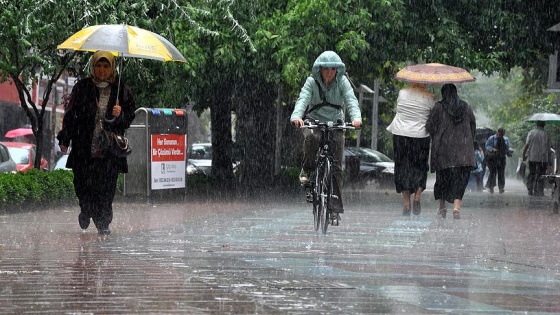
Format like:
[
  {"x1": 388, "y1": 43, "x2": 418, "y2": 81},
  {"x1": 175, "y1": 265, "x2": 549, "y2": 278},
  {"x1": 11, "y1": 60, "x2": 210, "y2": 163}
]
[{"x1": 0, "y1": 176, "x2": 559, "y2": 314}]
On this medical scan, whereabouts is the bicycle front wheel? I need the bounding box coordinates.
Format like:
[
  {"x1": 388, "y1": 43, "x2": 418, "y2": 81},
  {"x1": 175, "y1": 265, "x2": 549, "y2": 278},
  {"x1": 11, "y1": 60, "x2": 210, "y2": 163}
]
[{"x1": 319, "y1": 159, "x2": 333, "y2": 235}]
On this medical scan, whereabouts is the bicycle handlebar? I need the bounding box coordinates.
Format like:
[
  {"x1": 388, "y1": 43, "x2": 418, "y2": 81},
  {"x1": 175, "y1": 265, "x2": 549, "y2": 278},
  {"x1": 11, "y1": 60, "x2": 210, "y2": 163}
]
[{"x1": 300, "y1": 119, "x2": 356, "y2": 130}]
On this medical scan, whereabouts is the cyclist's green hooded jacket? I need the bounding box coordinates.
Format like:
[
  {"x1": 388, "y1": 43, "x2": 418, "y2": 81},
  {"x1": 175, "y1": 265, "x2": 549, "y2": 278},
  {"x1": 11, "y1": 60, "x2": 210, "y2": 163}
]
[{"x1": 290, "y1": 51, "x2": 362, "y2": 124}]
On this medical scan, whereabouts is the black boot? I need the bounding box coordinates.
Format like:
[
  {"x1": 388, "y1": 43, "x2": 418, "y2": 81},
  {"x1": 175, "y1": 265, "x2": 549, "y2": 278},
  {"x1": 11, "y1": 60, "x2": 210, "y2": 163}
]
[{"x1": 78, "y1": 213, "x2": 90, "y2": 230}]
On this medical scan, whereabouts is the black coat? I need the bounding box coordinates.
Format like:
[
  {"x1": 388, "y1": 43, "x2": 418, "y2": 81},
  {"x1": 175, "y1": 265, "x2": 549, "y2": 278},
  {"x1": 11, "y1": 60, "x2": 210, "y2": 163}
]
[
  {"x1": 57, "y1": 77, "x2": 136, "y2": 173},
  {"x1": 426, "y1": 101, "x2": 476, "y2": 172}
]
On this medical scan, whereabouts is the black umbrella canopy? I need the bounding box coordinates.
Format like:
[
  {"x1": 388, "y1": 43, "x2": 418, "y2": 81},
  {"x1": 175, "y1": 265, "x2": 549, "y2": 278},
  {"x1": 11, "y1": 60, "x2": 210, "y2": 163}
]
[{"x1": 475, "y1": 127, "x2": 495, "y2": 143}]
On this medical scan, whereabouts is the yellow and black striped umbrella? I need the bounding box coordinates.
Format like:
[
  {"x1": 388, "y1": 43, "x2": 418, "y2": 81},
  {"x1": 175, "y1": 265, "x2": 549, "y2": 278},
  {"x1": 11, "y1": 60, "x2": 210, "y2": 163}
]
[{"x1": 58, "y1": 24, "x2": 186, "y2": 62}]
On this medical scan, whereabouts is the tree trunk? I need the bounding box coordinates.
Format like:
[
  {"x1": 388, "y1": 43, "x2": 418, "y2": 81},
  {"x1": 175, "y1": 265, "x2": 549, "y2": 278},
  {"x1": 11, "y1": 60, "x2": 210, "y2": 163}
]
[
  {"x1": 12, "y1": 74, "x2": 49, "y2": 170},
  {"x1": 234, "y1": 81, "x2": 277, "y2": 192},
  {"x1": 210, "y1": 82, "x2": 234, "y2": 189}
]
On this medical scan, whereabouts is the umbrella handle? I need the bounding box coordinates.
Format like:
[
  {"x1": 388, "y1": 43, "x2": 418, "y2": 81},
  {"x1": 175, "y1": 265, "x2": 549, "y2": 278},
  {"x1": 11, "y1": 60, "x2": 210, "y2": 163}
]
[
  {"x1": 104, "y1": 116, "x2": 117, "y2": 123},
  {"x1": 106, "y1": 57, "x2": 123, "y2": 125},
  {"x1": 104, "y1": 112, "x2": 122, "y2": 123}
]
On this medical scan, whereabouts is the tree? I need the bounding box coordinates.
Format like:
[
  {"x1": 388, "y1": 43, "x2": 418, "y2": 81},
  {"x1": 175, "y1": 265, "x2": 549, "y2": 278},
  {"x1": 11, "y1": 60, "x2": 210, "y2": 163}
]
[
  {"x1": 0, "y1": 0, "x2": 248, "y2": 174},
  {"x1": 0, "y1": 0, "x2": 152, "y2": 168},
  {"x1": 4, "y1": 0, "x2": 560, "y2": 190},
  {"x1": 200, "y1": 0, "x2": 560, "y2": 188},
  {"x1": 0, "y1": 0, "x2": 100, "y2": 168}
]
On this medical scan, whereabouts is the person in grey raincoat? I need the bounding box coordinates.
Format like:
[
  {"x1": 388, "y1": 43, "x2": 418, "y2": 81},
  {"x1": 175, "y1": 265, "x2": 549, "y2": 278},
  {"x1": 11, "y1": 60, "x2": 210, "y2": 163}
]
[
  {"x1": 522, "y1": 120, "x2": 552, "y2": 196},
  {"x1": 290, "y1": 51, "x2": 362, "y2": 222},
  {"x1": 57, "y1": 50, "x2": 136, "y2": 235},
  {"x1": 426, "y1": 83, "x2": 476, "y2": 219}
]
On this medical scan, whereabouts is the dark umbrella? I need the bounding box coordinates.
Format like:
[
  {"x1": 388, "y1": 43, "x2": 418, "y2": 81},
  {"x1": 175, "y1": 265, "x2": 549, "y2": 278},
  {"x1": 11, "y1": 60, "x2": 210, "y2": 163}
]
[{"x1": 475, "y1": 127, "x2": 495, "y2": 145}]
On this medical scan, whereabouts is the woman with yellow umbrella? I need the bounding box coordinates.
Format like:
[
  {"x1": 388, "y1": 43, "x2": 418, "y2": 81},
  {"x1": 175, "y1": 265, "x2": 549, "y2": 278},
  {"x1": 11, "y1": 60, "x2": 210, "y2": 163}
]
[
  {"x1": 57, "y1": 50, "x2": 136, "y2": 235},
  {"x1": 57, "y1": 24, "x2": 186, "y2": 235}
]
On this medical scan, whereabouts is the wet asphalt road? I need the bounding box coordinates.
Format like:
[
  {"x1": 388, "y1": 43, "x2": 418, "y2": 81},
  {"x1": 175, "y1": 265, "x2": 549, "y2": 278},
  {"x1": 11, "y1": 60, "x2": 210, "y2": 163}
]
[{"x1": 1, "y1": 176, "x2": 560, "y2": 314}]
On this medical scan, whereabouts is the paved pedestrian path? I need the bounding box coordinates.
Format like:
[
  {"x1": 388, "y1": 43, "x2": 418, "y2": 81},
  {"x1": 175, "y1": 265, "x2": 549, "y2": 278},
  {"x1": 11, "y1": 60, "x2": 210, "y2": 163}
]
[{"x1": 0, "y1": 177, "x2": 559, "y2": 314}]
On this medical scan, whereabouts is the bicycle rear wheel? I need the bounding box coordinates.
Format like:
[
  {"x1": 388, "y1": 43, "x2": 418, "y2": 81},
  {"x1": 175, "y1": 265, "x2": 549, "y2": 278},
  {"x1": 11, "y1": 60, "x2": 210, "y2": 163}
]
[{"x1": 319, "y1": 159, "x2": 333, "y2": 234}]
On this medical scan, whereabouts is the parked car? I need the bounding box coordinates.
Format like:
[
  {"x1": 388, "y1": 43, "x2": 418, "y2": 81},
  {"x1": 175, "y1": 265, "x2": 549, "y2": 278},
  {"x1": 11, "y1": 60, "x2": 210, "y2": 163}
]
[
  {"x1": 0, "y1": 142, "x2": 49, "y2": 172},
  {"x1": 187, "y1": 143, "x2": 212, "y2": 175},
  {"x1": 343, "y1": 147, "x2": 395, "y2": 188},
  {"x1": 0, "y1": 142, "x2": 17, "y2": 173},
  {"x1": 186, "y1": 142, "x2": 239, "y2": 175}
]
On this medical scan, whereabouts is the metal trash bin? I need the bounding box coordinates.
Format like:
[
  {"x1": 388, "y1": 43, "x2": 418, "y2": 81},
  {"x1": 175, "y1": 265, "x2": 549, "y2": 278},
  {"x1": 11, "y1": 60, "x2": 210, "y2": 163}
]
[{"x1": 123, "y1": 107, "x2": 188, "y2": 198}]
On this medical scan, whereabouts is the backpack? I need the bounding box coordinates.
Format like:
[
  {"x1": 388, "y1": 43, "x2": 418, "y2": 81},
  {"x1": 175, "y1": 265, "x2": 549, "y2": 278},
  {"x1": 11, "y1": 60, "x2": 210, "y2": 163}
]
[{"x1": 302, "y1": 79, "x2": 344, "y2": 119}]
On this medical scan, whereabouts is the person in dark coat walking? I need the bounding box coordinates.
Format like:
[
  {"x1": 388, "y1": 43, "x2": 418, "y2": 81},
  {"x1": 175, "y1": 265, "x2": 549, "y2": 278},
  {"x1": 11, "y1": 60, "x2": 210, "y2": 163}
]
[
  {"x1": 484, "y1": 128, "x2": 514, "y2": 194},
  {"x1": 426, "y1": 84, "x2": 476, "y2": 219},
  {"x1": 57, "y1": 50, "x2": 136, "y2": 235}
]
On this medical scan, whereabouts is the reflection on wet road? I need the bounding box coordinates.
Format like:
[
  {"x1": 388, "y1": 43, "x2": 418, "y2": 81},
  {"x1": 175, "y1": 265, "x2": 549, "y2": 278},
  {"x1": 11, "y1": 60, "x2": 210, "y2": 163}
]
[{"x1": 0, "y1": 178, "x2": 559, "y2": 314}]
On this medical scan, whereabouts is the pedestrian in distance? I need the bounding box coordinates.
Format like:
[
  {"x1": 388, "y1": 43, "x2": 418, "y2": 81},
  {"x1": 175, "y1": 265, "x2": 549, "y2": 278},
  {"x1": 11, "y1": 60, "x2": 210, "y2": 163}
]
[
  {"x1": 57, "y1": 50, "x2": 136, "y2": 235},
  {"x1": 290, "y1": 50, "x2": 362, "y2": 222},
  {"x1": 522, "y1": 120, "x2": 552, "y2": 196},
  {"x1": 387, "y1": 82, "x2": 435, "y2": 216},
  {"x1": 426, "y1": 83, "x2": 476, "y2": 220},
  {"x1": 470, "y1": 141, "x2": 485, "y2": 192},
  {"x1": 485, "y1": 128, "x2": 514, "y2": 194}
]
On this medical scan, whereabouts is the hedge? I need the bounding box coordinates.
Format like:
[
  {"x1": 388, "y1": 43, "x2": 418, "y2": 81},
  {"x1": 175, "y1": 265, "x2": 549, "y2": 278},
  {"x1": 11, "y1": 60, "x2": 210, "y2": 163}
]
[
  {"x1": 0, "y1": 169, "x2": 76, "y2": 210},
  {"x1": 0, "y1": 167, "x2": 303, "y2": 210}
]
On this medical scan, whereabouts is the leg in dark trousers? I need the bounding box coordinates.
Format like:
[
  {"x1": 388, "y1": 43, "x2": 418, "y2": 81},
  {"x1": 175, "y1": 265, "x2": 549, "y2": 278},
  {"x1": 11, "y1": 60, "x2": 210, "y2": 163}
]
[
  {"x1": 485, "y1": 157, "x2": 497, "y2": 192},
  {"x1": 528, "y1": 161, "x2": 549, "y2": 196},
  {"x1": 73, "y1": 155, "x2": 119, "y2": 231},
  {"x1": 496, "y1": 157, "x2": 506, "y2": 192},
  {"x1": 330, "y1": 130, "x2": 345, "y2": 213},
  {"x1": 474, "y1": 171, "x2": 484, "y2": 191}
]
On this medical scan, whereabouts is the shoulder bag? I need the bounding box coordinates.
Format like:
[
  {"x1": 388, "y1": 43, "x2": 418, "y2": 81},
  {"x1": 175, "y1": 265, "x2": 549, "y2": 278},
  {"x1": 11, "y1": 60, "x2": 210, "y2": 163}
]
[{"x1": 99, "y1": 128, "x2": 131, "y2": 157}]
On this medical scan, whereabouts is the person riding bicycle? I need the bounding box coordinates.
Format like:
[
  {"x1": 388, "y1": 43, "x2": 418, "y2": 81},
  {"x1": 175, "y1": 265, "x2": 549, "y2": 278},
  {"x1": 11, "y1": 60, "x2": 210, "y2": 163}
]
[{"x1": 290, "y1": 51, "x2": 362, "y2": 221}]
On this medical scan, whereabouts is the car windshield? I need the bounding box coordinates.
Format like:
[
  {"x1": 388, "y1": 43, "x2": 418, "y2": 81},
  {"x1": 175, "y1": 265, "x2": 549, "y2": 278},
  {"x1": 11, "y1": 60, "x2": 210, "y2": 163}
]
[
  {"x1": 8, "y1": 148, "x2": 29, "y2": 164},
  {"x1": 346, "y1": 147, "x2": 392, "y2": 163},
  {"x1": 189, "y1": 144, "x2": 212, "y2": 160}
]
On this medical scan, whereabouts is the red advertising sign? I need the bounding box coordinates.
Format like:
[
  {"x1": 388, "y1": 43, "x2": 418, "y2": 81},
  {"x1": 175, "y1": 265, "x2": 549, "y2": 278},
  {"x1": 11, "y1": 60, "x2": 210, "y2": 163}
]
[{"x1": 150, "y1": 134, "x2": 186, "y2": 190}]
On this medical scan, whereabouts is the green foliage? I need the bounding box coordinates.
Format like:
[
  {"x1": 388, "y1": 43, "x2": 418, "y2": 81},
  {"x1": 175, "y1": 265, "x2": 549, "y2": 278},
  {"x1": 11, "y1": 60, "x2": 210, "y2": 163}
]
[
  {"x1": 3, "y1": 0, "x2": 560, "y2": 191},
  {"x1": 0, "y1": 170, "x2": 75, "y2": 210}
]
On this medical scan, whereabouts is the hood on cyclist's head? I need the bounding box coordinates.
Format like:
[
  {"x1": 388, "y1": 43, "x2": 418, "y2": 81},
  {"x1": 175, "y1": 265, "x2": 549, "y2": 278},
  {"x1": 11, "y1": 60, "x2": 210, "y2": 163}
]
[
  {"x1": 312, "y1": 51, "x2": 346, "y2": 84},
  {"x1": 290, "y1": 50, "x2": 361, "y2": 124}
]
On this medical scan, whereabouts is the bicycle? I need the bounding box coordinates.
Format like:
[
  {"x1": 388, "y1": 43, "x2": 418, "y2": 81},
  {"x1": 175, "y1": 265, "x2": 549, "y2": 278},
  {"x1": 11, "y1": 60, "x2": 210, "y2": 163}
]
[{"x1": 301, "y1": 120, "x2": 355, "y2": 234}]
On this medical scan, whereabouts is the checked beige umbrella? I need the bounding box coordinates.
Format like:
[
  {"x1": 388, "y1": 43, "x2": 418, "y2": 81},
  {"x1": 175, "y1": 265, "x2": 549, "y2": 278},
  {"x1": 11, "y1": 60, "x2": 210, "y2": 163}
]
[{"x1": 395, "y1": 63, "x2": 475, "y2": 84}]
